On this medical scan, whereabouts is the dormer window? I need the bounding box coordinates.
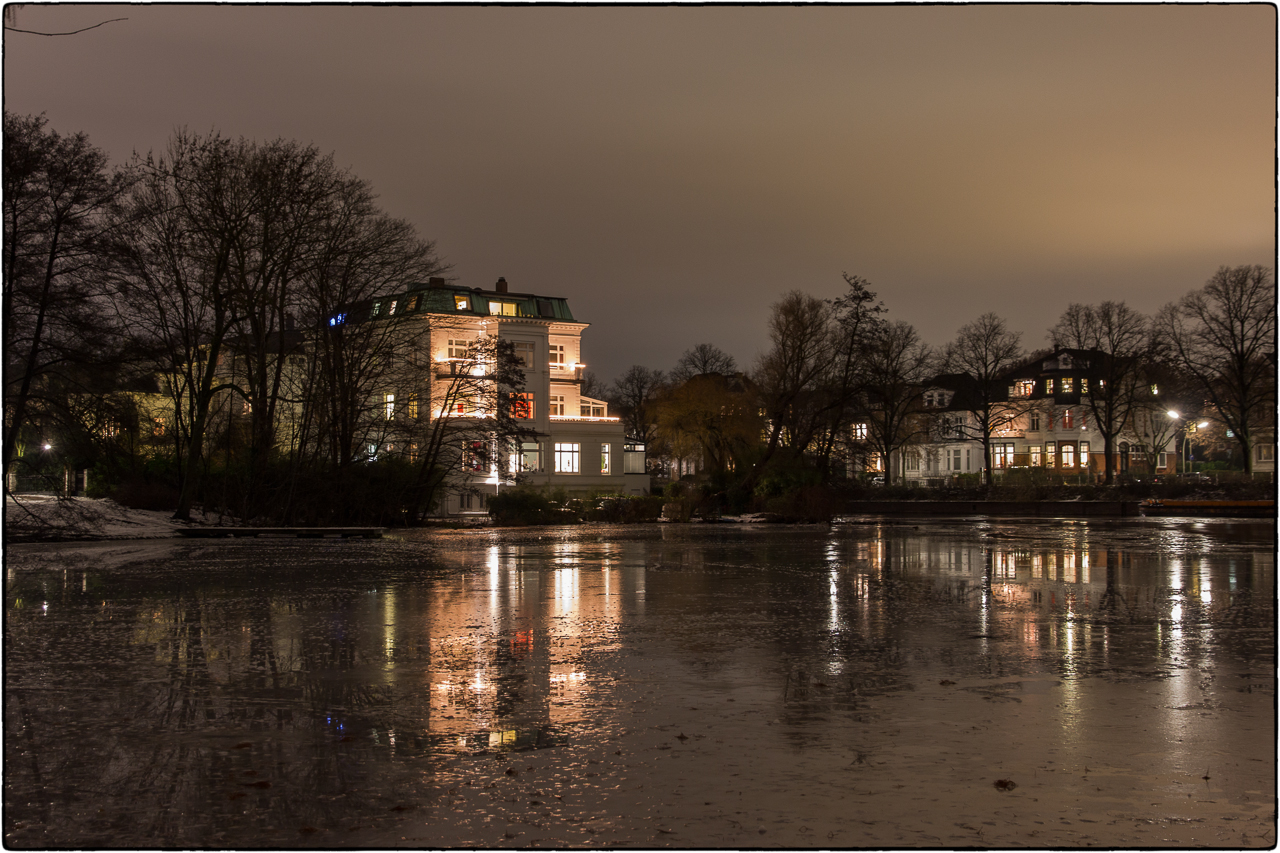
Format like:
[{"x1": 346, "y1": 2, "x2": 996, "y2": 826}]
[
  {"x1": 488, "y1": 300, "x2": 518, "y2": 316},
  {"x1": 454, "y1": 294, "x2": 470, "y2": 311}
]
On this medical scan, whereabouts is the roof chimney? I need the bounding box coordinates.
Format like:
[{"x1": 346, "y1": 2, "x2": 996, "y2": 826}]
[
  {"x1": 495, "y1": 277, "x2": 508, "y2": 294},
  {"x1": 427, "y1": 277, "x2": 446, "y2": 288}
]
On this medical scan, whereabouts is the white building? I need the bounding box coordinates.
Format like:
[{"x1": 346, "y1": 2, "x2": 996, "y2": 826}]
[{"x1": 375, "y1": 277, "x2": 647, "y2": 514}]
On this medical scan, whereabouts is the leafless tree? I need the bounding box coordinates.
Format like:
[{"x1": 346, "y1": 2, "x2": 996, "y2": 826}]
[
  {"x1": 607, "y1": 365, "x2": 666, "y2": 445},
  {"x1": 3, "y1": 112, "x2": 132, "y2": 476},
  {"x1": 942, "y1": 313, "x2": 1027, "y2": 484},
  {"x1": 859, "y1": 321, "x2": 934, "y2": 484},
  {"x1": 669, "y1": 342, "x2": 737, "y2": 383},
  {"x1": 1154, "y1": 265, "x2": 1276, "y2": 475},
  {"x1": 752, "y1": 291, "x2": 834, "y2": 478},
  {"x1": 1050, "y1": 301, "x2": 1150, "y2": 485}
]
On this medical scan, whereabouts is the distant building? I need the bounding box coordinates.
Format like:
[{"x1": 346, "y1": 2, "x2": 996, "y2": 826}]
[{"x1": 903, "y1": 348, "x2": 1177, "y2": 484}]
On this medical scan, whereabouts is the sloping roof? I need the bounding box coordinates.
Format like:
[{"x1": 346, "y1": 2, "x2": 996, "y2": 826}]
[{"x1": 327, "y1": 281, "x2": 577, "y2": 327}]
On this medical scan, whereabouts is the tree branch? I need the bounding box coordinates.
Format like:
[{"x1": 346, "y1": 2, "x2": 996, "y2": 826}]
[{"x1": 5, "y1": 17, "x2": 127, "y2": 36}]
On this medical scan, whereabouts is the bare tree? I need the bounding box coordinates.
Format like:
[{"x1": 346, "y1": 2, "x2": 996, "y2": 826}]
[
  {"x1": 669, "y1": 342, "x2": 737, "y2": 383},
  {"x1": 750, "y1": 291, "x2": 833, "y2": 484},
  {"x1": 1155, "y1": 265, "x2": 1276, "y2": 475},
  {"x1": 859, "y1": 321, "x2": 934, "y2": 484},
  {"x1": 607, "y1": 365, "x2": 666, "y2": 445},
  {"x1": 813, "y1": 272, "x2": 885, "y2": 481},
  {"x1": 941, "y1": 313, "x2": 1027, "y2": 484},
  {"x1": 1050, "y1": 301, "x2": 1150, "y2": 485},
  {"x1": 4, "y1": 113, "x2": 131, "y2": 475}
]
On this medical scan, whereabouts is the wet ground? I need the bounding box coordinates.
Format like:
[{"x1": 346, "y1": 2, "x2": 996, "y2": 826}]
[{"x1": 4, "y1": 516, "x2": 1275, "y2": 848}]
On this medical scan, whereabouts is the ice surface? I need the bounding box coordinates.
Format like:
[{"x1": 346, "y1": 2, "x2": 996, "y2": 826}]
[{"x1": 4, "y1": 515, "x2": 1275, "y2": 848}]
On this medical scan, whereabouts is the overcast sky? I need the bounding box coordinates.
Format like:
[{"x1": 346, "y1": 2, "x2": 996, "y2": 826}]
[{"x1": 4, "y1": 4, "x2": 1275, "y2": 382}]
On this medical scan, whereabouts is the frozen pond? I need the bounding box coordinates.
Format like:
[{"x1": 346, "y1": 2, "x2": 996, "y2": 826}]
[{"x1": 4, "y1": 517, "x2": 1275, "y2": 848}]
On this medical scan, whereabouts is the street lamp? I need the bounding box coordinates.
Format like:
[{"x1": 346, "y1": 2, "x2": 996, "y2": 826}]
[{"x1": 1165, "y1": 412, "x2": 1210, "y2": 475}]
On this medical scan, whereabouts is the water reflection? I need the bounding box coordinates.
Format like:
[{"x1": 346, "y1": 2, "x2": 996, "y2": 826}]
[{"x1": 4, "y1": 520, "x2": 1273, "y2": 847}]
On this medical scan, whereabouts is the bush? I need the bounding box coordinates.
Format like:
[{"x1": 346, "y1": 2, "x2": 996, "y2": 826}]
[{"x1": 488, "y1": 487, "x2": 556, "y2": 525}]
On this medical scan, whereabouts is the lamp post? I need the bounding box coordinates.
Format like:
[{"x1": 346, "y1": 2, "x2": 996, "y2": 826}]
[{"x1": 1166, "y1": 412, "x2": 1210, "y2": 475}]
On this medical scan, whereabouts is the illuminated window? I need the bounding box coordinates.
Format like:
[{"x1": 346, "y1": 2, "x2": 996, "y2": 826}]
[
  {"x1": 1150, "y1": 383, "x2": 1159, "y2": 396},
  {"x1": 1044, "y1": 378, "x2": 1054, "y2": 394},
  {"x1": 520, "y1": 442, "x2": 541, "y2": 472},
  {"x1": 447, "y1": 338, "x2": 471, "y2": 359},
  {"x1": 512, "y1": 341, "x2": 534, "y2": 367},
  {"x1": 510, "y1": 393, "x2": 534, "y2": 419},
  {"x1": 1045, "y1": 441, "x2": 1056, "y2": 467},
  {"x1": 852, "y1": 423, "x2": 868, "y2": 440},
  {"x1": 406, "y1": 395, "x2": 418, "y2": 419},
  {"x1": 1062, "y1": 443, "x2": 1075, "y2": 467},
  {"x1": 372, "y1": 301, "x2": 383, "y2": 316},
  {"x1": 153, "y1": 417, "x2": 165, "y2": 437},
  {"x1": 1080, "y1": 378, "x2": 1089, "y2": 394},
  {"x1": 385, "y1": 394, "x2": 395, "y2": 419},
  {"x1": 328, "y1": 312, "x2": 346, "y2": 326},
  {"x1": 465, "y1": 441, "x2": 488, "y2": 472},
  {"x1": 1257, "y1": 444, "x2": 1275, "y2": 462},
  {"x1": 1061, "y1": 377, "x2": 1074, "y2": 394},
  {"x1": 1079, "y1": 442, "x2": 1090, "y2": 468},
  {"x1": 580, "y1": 402, "x2": 605, "y2": 417},
  {"x1": 405, "y1": 295, "x2": 420, "y2": 312},
  {"x1": 549, "y1": 395, "x2": 565, "y2": 416},
  {"x1": 1030, "y1": 445, "x2": 1042, "y2": 466},
  {"x1": 555, "y1": 442, "x2": 580, "y2": 473},
  {"x1": 388, "y1": 300, "x2": 398, "y2": 315},
  {"x1": 454, "y1": 294, "x2": 470, "y2": 311},
  {"x1": 549, "y1": 344, "x2": 565, "y2": 367},
  {"x1": 1158, "y1": 451, "x2": 1169, "y2": 469},
  {"x1": 994, "y1": 442, "x2": 1015, "y2": 468},
  {"x1": 488, "y1": 301, "x2": 518, "y2": 316},
  {"x1": 1014, "y1": 379, "x2": 1035, "y2": 398},
  {"x1": 1061, "y1": 409, "x2": 1074, "y2": 429},
  {"x1": 601, "y1": 444, "x2": 611, "y2": 474}
]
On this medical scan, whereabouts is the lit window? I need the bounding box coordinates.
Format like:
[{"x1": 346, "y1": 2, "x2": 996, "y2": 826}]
[
  {"x1": 1045, "y1": 441, "x2": 1057, "y2": 467},
  {"x1": 385, "y1": 394, "x2": 395, "y2": 419},
  {"x1": 1061, "y1": 377, "x2": 1074, "y2": 394},
  {"x1": 580, "y1": 402, "x2": 604, "y2": 417},
  {"x1": 1079, "y1": 442, "x2": 1090, "y2": 467},
  {"x1": 447, "y1": 338, "x2": 471, "y2": 359},
  {"x1": 488, "y1": 301, "x2": 518, "y2": 316},
  {"x1": 1014, "y1": 379, "x2": 1035, "y2": 398},
  {"x1": 372, "y1": 301, "x2": 382, "y2": 316},
  {"x1": 512, "y1": 341, "x2": 534, "y2": 367},
  {"x1": 329, "y1": 312, "x2": 346, "y2": 326},
  {"x1": 1030, "y1": 445, "x2": 1042, "y2": 466},
  {"x1": 549, "y1": 395, "x2": 565, "y2": 416},
  {"x1": 1061, "y1": 409, "x2": 1074, "y2": 430},
  {"x1": 510, "y1": 393, "x2": 534, "y2": 419},
  {"x1": 406, "y1": 395, "x2": 418, "y2": 419},
  {"x1": 852, "y1": 423, "x2": 868, "y2": 440},
  {"x1": 388, "y1": 300, "x2": 398, "y2": 315},
  {"x1": 1150, "y1": 383, "x2": 1159, "y2": 396},
  {"x1": 1158, "y1": 451, "x2": 1169, "y2": 469},
  {"x1": 994, "y1": 443, "x2": 1015, "y2": 468},
  {"x1": 454, "y1": 295, "x2": 470, "y2": 311},
  {"x1": 520, "y1": 442, "x2": 541, "y2": 472},
  {"x1": 601, "y1": 444, "x2": 611, "y2": 474},
  {"x1": 465, "y1": 441, "x2": 488, "y2": 472},
  {"x1": 406, "y1": 295, "x2": 420, "y2": 312},
  {"x1": 1044, "y1": 378, "x2": 1054, "y2": 394},
  {"x1": 1080, "y1": 378, "x2": 1089, "y2": 394},
  {"x1": 549, "y1": 344, "x2": 565, "y2": 368},
  {"x1": 1062, "y1": 443, "x2": 1075, "y2": 467},
  {"x1": 153, "y1": 417, "x2": 165, "y2": 437},
  {"x1": 554, "y1": 442, "x2": 580, "y2": 473},
  {"x1": 1258, "y1": 444, "x2": 1275, "y2": 462}
]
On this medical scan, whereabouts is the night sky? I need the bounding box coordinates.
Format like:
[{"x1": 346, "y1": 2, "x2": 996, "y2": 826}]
[{"x1": 4, "y1": 4, "x2": 1274, "y2": 382}]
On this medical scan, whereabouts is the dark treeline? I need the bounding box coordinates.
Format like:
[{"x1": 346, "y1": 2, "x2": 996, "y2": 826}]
[
  {"x1": 601, "y1": 267, "x2": 1275, "y2": 518},
  {"x1": 4, "y1": 113, "x2": 532, "y2": 525},
  {"x1": 4, "y1": 112, "x2": 1274, "y2": 525}
]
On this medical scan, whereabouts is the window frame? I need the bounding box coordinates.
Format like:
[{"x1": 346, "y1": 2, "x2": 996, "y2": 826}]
[{"x1": 554, "y1": 442, "x2": 580, "y2": 474}]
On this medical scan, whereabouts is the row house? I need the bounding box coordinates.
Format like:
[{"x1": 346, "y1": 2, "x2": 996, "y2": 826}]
[{"x1": 903, "y1": 349, "x2": 1177, "y2": 484}]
